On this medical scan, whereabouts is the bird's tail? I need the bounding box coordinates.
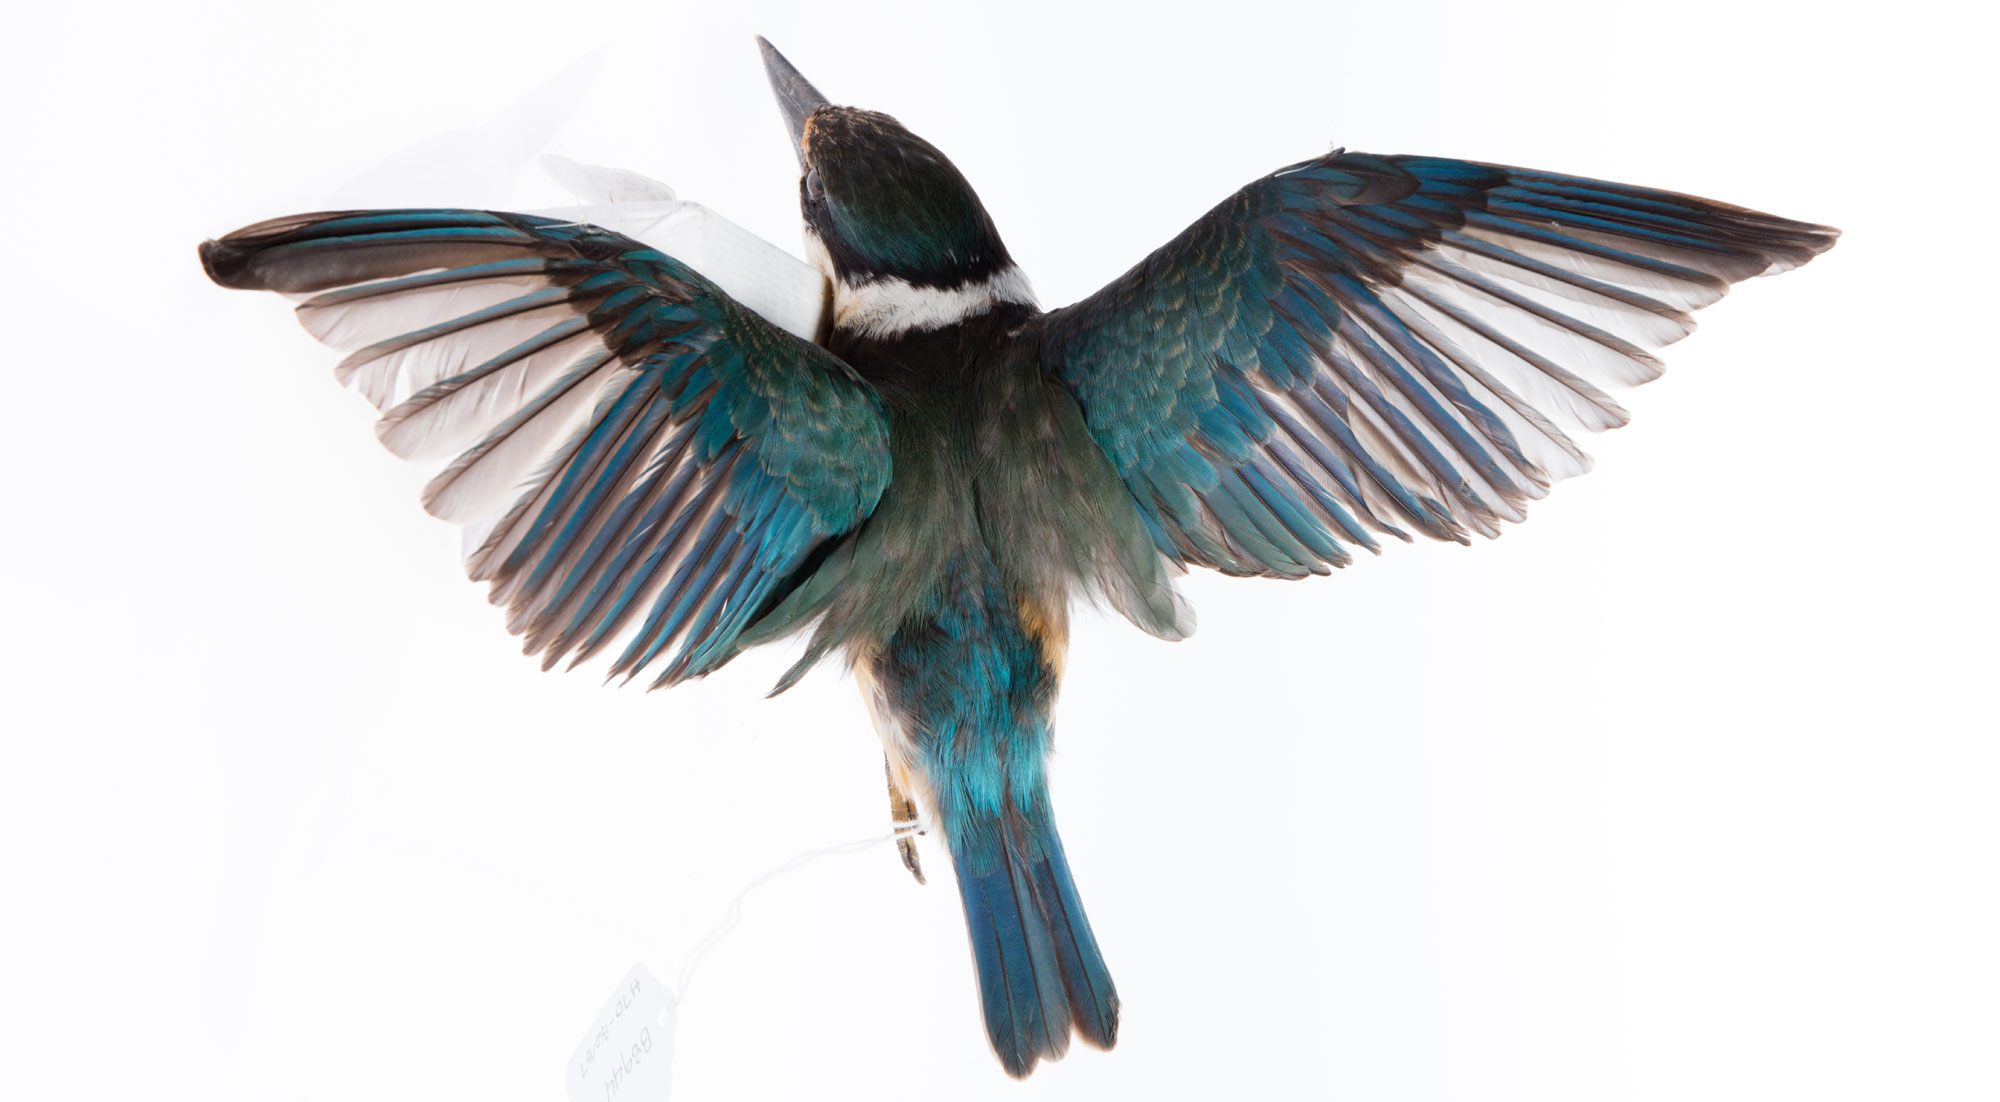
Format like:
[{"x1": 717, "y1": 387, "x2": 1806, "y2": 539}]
[{"x1": 947, "y1": 800, "x2": 1118, "y2": 1078}]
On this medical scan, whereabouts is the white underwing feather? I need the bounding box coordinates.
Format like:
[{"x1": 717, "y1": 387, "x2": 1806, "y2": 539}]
[
  {"x1": 526, "y1": 198, "x2": 830, "y2": 342},
  {"x1": 538, "y1": 154, "x2": 678, "y2": 205},
  {"x1": 375, "y1": 324, "x2": 597, "y2": 461},
  {"x1": 420, "y1": 355, "x2": 626, "y2": 525}
]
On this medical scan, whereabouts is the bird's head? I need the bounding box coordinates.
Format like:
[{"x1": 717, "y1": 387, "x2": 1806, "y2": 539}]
[{"x1": 758, "y1": 37, "x2": 1034, "y2": 338}]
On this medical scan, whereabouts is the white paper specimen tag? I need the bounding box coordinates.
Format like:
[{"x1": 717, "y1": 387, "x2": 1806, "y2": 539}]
[{"x1": 565, "y1": 963, "x2": 677, "y2": 1102}]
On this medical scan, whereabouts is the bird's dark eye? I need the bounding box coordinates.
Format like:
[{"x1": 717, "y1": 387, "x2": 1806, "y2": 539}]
[{"x1": 804, "y1": 168, "x2": 824, "y2": 202}]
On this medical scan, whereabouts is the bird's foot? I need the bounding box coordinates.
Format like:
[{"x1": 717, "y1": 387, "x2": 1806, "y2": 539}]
[
  {"x1": 893, "y1": 817, "x2": 927, "y2": 884},
  {"x1": 885, "y1": 756, "x2": 927, "y2": 884}
]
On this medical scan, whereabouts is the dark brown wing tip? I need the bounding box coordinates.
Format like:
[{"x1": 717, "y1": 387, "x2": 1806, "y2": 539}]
[{"x1": 198, "y1": 237, "x2": 262, "y2": 290}]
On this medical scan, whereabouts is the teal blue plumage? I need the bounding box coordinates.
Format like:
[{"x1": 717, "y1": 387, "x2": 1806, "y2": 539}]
[
  {"x1": 199, "y1": 38, "x2": 1835, "y2": 1079},
  {"x1": 872, "y1": 545, "x2": 1115, "y2": 1072},
  {"x1": 203, "y1": 208, "x2": 890, "y2": 688},
  {"x1": 1044, "y1": 151, "x2": 1834, "y2": 575}
]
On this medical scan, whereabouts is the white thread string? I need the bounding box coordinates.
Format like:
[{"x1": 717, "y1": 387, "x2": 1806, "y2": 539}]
[{"x1": 672, "y1": 831, "x2": 900, "y2": 1004}]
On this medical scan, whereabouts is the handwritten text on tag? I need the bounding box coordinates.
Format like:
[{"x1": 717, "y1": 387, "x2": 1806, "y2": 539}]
[{"x1": 567, "y1": 963, "x2": 676, "y2": 1102}]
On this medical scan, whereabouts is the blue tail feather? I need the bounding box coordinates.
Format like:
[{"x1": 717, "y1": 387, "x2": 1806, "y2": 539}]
[
  {"x1": 950, "y1": 805, "x2": 1118, "y2": 1078},
  {"x1": 1033, "y1": 826, "x2": 1118, "y2": 1049}
]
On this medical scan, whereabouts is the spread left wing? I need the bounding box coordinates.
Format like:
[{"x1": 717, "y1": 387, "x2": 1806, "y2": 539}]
[
  {"x1": 1040, "y1": 151, "x2": 1836, "y2": 578},
  {"x1": 202, "y1": 209, "x2": 889, "y2": 686}
]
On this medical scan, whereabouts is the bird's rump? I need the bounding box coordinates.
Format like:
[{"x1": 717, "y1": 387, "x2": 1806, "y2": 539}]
[
  {"x1": 200, "y1": 209, "x2": 892, "y2": 687},
  {"x1": 1040, "y1": 151, "x2": 1838, "y2": 579}
]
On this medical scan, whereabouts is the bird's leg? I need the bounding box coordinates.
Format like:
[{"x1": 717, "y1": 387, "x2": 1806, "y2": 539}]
[{"x1": 885, "y1": 755, "x2": 926, "y2": 884}]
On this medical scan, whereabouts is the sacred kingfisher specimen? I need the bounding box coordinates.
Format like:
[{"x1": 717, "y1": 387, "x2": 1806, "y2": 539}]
[{"x1": 198, "y1": 37, "x2": 1835, "y2": 1078}]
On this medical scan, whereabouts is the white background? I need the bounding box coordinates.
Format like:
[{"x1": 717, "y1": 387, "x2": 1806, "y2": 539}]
[{"x1": 3, "y1": 1, "x2": 1992, "y2": 1099}]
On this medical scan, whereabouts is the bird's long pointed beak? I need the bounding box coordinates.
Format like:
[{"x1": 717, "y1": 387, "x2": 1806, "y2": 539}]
[{"x1": 757, "y1": 37, "x2": 829, "y2": 169}]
